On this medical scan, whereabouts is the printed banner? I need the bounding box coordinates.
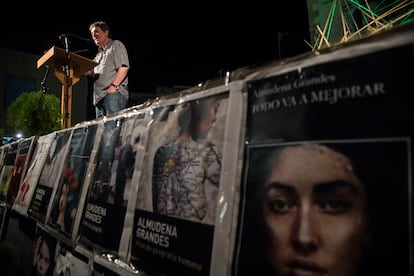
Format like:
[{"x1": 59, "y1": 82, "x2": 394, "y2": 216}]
[
  {"x1": 47, "y1": 124, "x2": 98, "y2": 236},
  {"x1": 234, "y1": 44, "x2": 414, "y2": 276},
  {"x1": 29, "y1": 130, "x2": 72, "y2": 223},
  {"x1": 0, "y1": 203, "x2": 7, "y2": 239},
  {"x1": 0, "y1": 141, "x2": 19, "y2": 203},
  {"x1": 13, "y1": 133, "x2": 55, "y2": 216},
  {"x1": 6, "y1": 136, "x2": 36, "y2": 206},
  {"x1": 79, "y1": 112, "x2": 144, "y2": 252},
  {"x1": 132, "y1": 92, "x2": 229, "y2": 275},
  {"x1": 0, "y1": 146, "x2": 7, "y2": 174}
]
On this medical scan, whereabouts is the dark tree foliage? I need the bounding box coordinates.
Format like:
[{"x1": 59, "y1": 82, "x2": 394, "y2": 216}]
[{"x1": 7, "y1": 91, "x2": 62, "y2": 136}]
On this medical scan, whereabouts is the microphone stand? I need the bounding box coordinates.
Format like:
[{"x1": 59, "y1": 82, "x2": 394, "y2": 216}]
[
  {"x1": 40, "y1": 65, "x2": 50, "y2": 93},
  {"x1": 62, "y1": 35, "x2": 72, "y2": 128}
]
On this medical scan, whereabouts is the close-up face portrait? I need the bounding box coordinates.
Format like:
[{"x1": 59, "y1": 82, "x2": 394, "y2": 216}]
[
  {"x1": 36, "y1": 240, "x2": 51, "y2": 276},
  {"x1": 262, "y1": 144, "x2": 369, "y2": 276}
]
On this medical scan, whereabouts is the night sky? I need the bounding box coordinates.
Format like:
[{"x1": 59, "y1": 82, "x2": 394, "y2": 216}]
[{"x1": 1, "y1": 3, "x2": 311, "y2": 93}]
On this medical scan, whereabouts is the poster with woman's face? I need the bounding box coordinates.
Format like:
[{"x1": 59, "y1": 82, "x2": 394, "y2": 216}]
[
  {"x1": 31, "y1": 226, "x2": 57, "y2": 276},
  {"x1": 131, "y1": 91, "x2": 229, "y2": 276},
  {"x1": 234, "y1": 43, "x2": 414, "y2": 276},
  {"x1": 236, "y1": 140, "x2": 410, "y2": 276}
]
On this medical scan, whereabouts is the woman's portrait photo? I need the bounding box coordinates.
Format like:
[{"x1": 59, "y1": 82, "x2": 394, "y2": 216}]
[{"x1": 235, "y1": 139, "x2": 411, "y2": 276}]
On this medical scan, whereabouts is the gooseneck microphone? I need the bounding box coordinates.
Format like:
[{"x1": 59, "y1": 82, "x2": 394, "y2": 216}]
[
  {"x1": 59, "y1": 33, "x2": 91, "y2": 43},
  {"x1": 73, "y1": 49, "x2": 90, "y2": 54}
]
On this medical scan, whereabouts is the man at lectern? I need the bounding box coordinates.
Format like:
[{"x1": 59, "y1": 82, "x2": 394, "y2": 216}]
[{"x1": 86, "y1": 21, "x2": 130, "y2": 118}]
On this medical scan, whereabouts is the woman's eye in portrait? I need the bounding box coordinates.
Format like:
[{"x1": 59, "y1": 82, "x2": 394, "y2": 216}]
[
  {"x1": 266, "y1": 191, "x2": 296, "y2": 214},
  {"x1": 316, "y1": 196, "x2": 352, "y2": 214},
  {"x1": 268, "y1": 197, "x2": 291, "y2": 213},
  {"x1": 265, "y1": 183, "x2": 296, "y2": 214}
]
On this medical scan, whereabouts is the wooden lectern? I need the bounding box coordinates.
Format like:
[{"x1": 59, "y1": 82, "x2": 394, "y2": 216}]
[{"x1": 37, "y1": 46, "x2": 98, "y2": 128}]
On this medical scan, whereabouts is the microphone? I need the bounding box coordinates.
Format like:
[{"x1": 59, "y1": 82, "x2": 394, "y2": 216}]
[
  {"x1": 59, "y1": 33, "x2": 91, "y2": 43},
  {"x1": 62, "y1": 35, "x2": 70, "y2": 53}
]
